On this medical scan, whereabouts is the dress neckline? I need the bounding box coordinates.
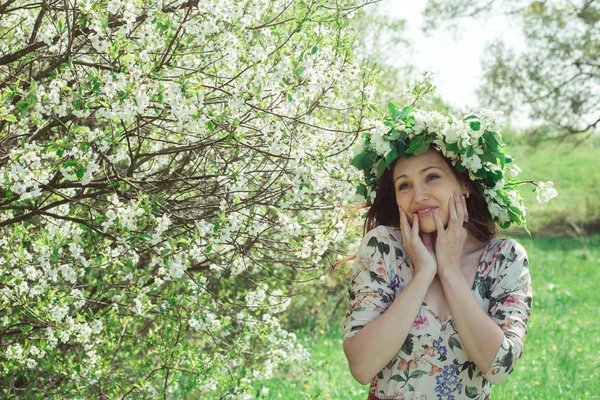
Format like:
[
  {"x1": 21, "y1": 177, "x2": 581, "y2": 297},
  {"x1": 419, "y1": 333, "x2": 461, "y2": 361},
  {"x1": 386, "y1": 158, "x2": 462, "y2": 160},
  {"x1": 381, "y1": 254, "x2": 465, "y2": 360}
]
[{"x1": 421, "y1": 237, "x2": 497, "y2": 326}]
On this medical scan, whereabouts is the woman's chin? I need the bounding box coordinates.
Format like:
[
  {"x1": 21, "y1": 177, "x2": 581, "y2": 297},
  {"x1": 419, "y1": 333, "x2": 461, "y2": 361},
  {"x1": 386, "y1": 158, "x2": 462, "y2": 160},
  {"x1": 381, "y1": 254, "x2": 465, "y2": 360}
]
[{"x1": 418, "y1": 221, "x2": 437, "y2": 234}]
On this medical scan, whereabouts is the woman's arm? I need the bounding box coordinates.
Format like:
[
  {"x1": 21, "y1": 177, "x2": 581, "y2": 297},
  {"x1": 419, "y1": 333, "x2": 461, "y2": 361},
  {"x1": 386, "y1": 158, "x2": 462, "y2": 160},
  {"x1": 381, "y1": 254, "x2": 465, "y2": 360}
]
[
  {"x1": 343, "y1": 271, "x2": 433, "y2": 385},
  {"x1": 344, "y1": 213, "x2": 436, "y2": 385},
  {"x1": 439, "y1": 239, "x2": 532, "y2": 383}
]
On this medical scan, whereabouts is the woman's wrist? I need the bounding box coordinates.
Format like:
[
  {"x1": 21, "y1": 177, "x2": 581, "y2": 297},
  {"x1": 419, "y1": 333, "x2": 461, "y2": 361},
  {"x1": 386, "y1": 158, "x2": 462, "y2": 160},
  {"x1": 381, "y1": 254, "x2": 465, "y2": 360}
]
[{"x1": 413, "y1": 268, "x2": 436, "y2": 285}]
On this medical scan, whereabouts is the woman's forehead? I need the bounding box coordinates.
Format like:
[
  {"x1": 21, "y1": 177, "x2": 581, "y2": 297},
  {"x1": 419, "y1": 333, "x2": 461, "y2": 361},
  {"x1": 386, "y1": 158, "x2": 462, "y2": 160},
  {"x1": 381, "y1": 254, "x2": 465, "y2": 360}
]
[{"x1": 393, "y1": 150, "x2": 450, "y2": 178}]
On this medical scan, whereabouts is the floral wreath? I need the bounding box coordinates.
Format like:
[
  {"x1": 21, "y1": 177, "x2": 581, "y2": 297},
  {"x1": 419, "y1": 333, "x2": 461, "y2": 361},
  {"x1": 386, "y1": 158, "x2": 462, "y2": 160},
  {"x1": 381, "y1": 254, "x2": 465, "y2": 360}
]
[{"x1": 351, "y1": 103, "x2": 558, "y2": 229}]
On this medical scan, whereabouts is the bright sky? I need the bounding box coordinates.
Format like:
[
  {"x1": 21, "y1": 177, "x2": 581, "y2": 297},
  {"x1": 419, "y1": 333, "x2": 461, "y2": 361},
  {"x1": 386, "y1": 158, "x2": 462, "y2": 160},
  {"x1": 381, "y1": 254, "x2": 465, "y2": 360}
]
[{"x1": 378, "y1": 0, "x2": 531, "y2": 126}]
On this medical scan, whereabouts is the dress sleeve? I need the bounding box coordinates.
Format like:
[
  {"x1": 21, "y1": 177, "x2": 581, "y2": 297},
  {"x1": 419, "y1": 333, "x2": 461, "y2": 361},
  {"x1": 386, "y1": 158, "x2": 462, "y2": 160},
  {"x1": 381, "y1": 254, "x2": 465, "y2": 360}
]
[
  {"x1": 483, "y1": 239, "x2": 532, "y2": 384},
  {"x1": 343, "y1": 227, "x2": 395, "y2": 342}
]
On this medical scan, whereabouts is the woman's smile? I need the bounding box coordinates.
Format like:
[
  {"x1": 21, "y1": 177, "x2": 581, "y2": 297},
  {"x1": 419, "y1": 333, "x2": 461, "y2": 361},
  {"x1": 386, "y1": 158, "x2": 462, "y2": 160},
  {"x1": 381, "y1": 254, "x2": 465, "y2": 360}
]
[{"x1": 413, "y1": 207, "x2": 437, "y2": 217}]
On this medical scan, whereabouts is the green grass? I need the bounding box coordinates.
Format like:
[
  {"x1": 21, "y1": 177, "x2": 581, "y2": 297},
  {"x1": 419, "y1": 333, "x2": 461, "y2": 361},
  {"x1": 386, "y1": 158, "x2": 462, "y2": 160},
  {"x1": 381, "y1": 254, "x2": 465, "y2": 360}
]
[
  {"x1": 501, "y1": 140, "x2": 600, "y2": 236},
  {"x1": 258, "y1": 235, "x2": 600, "y2": 399}
]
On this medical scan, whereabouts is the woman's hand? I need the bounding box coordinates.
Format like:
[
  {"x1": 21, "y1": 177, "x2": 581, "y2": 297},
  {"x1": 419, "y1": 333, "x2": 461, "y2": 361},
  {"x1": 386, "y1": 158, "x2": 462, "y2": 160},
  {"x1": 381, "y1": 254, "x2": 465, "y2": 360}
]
[
  {"x1": 399, "y1": 207, "x2": 437, "y2": 280},
  {"x1": 433, "y1": 192, "x2": 468, "y2": 278}
]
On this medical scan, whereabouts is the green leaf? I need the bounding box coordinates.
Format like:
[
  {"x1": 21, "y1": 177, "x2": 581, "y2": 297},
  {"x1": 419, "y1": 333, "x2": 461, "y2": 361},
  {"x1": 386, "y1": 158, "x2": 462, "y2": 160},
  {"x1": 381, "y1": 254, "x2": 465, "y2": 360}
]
[
  {"x1": 122, "y1": 54, "x2": 134, "y2": 62},
  {"x1": 286, "y1": 93, "x2": 293, "y2": 102},
  {"x1": 205, "y1": 245, "x2": 212, "y2": 253},
  {"x1": 401, "y1": 334, "x2": 414, "y2": 355},
  {"x1": 398, "y1": 106, "x2": 412, "y2": 120},
  {"x1": 387, "y1": 374, "x2": 406, "y2": 383},
  {"x1": 76, "y1": 168, "x2": 84, "y2": 179},
  {"x1": 356, "y1": 183, "x2": 368, "y2": 198},
  {"x1": 293, "y1": 67, "x2": 304, "y2": 77},
  {"x1": 387, "y1": 102, "x2": 398, "y2": 119},
  {"x1": 375, "y1": 158, "x2": 386, "y2": 179},
  {"x1": 6, "y1": 188, "x2": 12, "y2": 199},
  {"x1": 4, "y1": 114, "x2": 17, "y2": 122},
  {"x1": 469, "y1": 121, "x2": 481, "y2": 131},
  {"x1": 73, "y1": 100, "x2": 82, "y2": 110},
  {"x1": 445, "y1": 142, "x2": 459, "y2": 153},
  {"x1": 385, "y1": 146, "x2": 398, "y2": 167},
  {"x1": 407, "y1": 136, "x2": 431, "y2": 156},
  {"x1": 350, "y1": 151, "x2": 377, "y2": 172},
  {"x1": 406, "y1": 136, "x2": 423, "y2": 154},
  {"x1": 465, "y1": 385, "x2": 478, "y2": 398},
  {"x1": 412, "y1": 140, "x2": 430, "y2": 156},
  {"x1": 311, "y1": 46, "x2": 318, "y2": 54},
  {"x1": 16, "y1": 99, "x2": 31, "y2": 112},
  {"x1": 409, "y1": 370, "x2": 428, "y2": 379},
  {"x1": 448, "y1": 335, "x2": 463, "y2": 351},
  {"x1": 483, "y1": 130, "x2": 501, "y2": 152}
]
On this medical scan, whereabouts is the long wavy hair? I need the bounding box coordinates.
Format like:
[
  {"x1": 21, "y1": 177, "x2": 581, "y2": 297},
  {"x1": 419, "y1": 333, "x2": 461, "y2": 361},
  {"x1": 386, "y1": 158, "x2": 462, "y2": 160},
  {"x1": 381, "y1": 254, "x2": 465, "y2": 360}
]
[{"x1": 363, "y1": 145, "x2": 495, "y2": 243}]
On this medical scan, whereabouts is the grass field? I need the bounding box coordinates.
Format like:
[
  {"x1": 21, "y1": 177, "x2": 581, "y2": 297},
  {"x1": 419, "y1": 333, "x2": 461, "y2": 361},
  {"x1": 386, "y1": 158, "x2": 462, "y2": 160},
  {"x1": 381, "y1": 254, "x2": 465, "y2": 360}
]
[
  {"x1": 258, "y1": 235, "x2": 600, "y2": 399},
  {"x1": 258, "y1": 141, "x2": 600, "y2": 399}
]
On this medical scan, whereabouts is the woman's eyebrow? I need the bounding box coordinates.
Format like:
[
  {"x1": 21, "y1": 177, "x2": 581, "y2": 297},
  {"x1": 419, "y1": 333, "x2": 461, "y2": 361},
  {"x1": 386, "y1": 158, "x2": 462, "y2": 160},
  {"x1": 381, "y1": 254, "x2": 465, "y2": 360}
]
[{"x1": 394, "y1": 165, "x2": 443, "y2": 183}]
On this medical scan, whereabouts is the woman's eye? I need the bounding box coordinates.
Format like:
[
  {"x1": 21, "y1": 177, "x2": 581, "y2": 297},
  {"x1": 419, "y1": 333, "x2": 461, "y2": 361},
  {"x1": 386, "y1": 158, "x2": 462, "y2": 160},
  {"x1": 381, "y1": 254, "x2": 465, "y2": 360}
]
[
  {"x1": 427, "y1": 174, "x2": 439, "y2": 181},
  {"x1": 398, "y1": 183, "x2": 410, "y2": 190}
]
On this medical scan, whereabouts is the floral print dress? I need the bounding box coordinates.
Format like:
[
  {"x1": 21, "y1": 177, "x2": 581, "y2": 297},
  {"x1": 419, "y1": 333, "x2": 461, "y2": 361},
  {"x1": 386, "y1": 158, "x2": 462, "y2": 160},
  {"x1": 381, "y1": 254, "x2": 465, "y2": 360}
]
[{"x1": 343, "y1": 226, "x2": 532, "y2": 400}]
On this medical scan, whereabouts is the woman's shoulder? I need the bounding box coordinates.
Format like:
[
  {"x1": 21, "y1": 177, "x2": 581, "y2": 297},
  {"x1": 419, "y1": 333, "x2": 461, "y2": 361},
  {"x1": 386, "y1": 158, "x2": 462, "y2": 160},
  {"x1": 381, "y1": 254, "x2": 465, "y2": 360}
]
[
  {"x1": 362, "y1": 225, "x2": 402, "y2": 244},
  {"x1": 490, "y1": 237, "x2": 528, "y2": 256}
]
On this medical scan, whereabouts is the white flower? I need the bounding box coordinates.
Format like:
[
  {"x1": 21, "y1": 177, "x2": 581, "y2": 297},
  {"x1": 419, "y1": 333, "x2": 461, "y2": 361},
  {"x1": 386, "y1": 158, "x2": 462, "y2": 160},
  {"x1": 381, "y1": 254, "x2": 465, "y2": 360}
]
[
  {"x1": 261, "y1": 387, "x2": 269, "y2": 396},
  {"x1": 91, "y1": 320, "x2": 103, "y2": 334},
  {"x1": 498, "y1": 207, "x2": 510, "y2": 222},
  {"x1": 507, "y1": 190, "x2": 521, "y2": 208},
  {"x1": 351, "y1": 137, "x2": 365, "y2": 157},
  {"x1": 507, "y1": 164, "x2": 521, "y2": 178},
  {"x1": 488, "y1": 202, "x2": 502, "y2": 218},
  {"x1": 5, "y1": 344, "x2": 23, "y2": 360},
  {"x1": 536, "y1": 181, "x2": 558, "y2": 203},
  {"x1": 462, "y1": 154, "x2": 482, "y2": 172},
  {"x1": 369, "y1": 120, "x2": 391, "y2": 156},
  {"x1": 494, "y1": 179, "x2": 506, "y2": 190},
  {"x1": 484, "y1": 189, "x2": 498, "y2": 200},
  {"x1": 444, "y1": 125, "x2": 460, "y2": 143}
]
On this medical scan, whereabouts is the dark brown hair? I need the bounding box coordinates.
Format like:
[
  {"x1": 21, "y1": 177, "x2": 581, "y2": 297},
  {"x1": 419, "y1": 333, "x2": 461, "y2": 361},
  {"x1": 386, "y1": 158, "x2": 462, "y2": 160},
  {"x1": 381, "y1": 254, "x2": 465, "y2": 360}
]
[{"x1": 363, "y1": 145, "x2": 495, "y2": 242}]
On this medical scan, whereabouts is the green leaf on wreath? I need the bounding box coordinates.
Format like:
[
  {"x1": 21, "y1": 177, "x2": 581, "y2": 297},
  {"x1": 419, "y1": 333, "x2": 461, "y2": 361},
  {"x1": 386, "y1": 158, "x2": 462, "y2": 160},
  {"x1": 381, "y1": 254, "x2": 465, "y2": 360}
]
[
  {"x1": 406, "y1": 136, "x2": 423, "y2": 154},
  {"x1": 385, "y1": 146, "x2": 398, "y2": 167},
  {"x1": 351, "y1": 151, "x2": 377, "y2": 172},
  {"x1": 469, "y1": 121, "x2": 481, "y2": 131},
  {"x1": 375, "y1": 158, "x2": 386, "y2": 179}
]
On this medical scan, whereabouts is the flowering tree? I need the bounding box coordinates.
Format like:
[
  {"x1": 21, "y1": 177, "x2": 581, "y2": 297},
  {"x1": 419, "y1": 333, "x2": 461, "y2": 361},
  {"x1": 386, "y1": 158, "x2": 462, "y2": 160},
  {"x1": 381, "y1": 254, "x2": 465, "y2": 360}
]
[
  {"x1": 0, "y1": 0, "x2": 388, "y2": 397},
  {"x1": 423, "y1": 0, "x2": 600, "y2": 139}
]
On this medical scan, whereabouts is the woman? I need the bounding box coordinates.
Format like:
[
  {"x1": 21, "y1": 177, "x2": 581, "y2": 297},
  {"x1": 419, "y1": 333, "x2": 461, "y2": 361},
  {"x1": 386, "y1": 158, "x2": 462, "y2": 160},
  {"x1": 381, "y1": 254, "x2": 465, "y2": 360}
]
[{"x1": 343, "y1": 106, "x2": 554, "y2": 399}]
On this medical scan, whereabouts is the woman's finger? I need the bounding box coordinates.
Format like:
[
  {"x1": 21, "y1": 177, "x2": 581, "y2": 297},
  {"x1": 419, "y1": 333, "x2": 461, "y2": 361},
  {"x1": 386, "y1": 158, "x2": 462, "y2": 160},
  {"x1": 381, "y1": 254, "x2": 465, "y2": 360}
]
[
  {"x1": 412, "y1": 213, "x2": 419, "y2": 239},
  {"x1": 448, "y1": 194, "x2": 457, "y2": 230},
  {"x1": 454, "y1": 192, "x2": 464, "y2": 230},
  {"x1": 433, "y1": 208, "x2": 444, "y2": 236},
  {"x1": 399, "y1": 207, "x2": 411, "y2": 240},
  {"x1": 462, "y1": 194, "x2": 469, "y2": 224}
]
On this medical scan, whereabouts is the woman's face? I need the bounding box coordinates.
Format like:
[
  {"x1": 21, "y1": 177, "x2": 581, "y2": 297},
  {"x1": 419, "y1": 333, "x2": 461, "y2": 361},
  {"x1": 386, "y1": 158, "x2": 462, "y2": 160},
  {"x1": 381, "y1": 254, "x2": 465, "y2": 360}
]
[{"x1": 392, "y1": 149, "x2": 470, "y2": 234}]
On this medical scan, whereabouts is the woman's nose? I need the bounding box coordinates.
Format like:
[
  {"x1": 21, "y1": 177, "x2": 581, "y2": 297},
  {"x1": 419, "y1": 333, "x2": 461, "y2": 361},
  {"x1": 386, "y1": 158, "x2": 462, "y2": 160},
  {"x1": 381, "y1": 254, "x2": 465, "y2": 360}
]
[{"x1": 413, "y1": 183, "x2": 429, "y2": 201}]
